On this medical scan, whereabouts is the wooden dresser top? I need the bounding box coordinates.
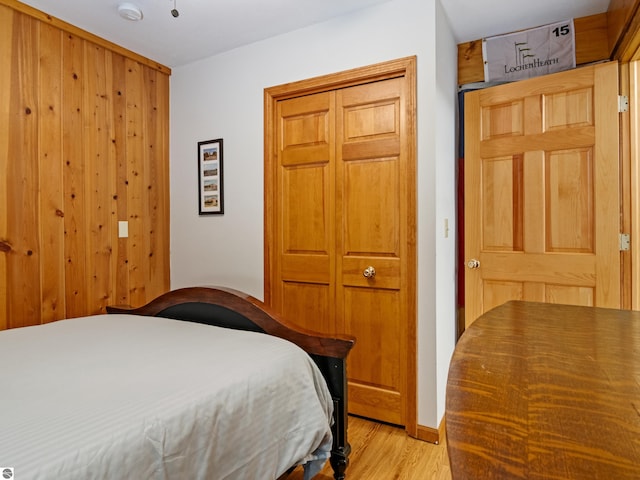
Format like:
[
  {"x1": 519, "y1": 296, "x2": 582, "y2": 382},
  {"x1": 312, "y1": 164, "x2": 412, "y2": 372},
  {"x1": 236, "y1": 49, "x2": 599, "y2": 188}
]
[{"x1": 446, "y1": 301, "x2": 640, "y2": 479}]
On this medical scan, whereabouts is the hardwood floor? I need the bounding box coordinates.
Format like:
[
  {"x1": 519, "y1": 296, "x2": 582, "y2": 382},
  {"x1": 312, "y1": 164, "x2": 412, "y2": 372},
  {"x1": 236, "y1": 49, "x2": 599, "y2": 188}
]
[{"x1": 285, "y1": 416, "x2": 453, "y2": 480}]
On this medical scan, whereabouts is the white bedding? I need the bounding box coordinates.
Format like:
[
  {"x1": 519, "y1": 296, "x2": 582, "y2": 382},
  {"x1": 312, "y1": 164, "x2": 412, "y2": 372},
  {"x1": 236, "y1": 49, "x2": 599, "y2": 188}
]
[{"x1": 0, "y1": 314, "x2": 334, "y2": 479}]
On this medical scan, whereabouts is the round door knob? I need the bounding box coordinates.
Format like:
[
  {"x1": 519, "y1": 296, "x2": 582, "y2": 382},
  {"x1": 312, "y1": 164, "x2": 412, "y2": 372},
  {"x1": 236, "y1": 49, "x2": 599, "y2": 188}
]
[
  {"x1": 467, "y1": 259, "x2": 480, "y2": 269},
  {"x1": 363, "y1": 266, "x2": 376, "y2": 278}
]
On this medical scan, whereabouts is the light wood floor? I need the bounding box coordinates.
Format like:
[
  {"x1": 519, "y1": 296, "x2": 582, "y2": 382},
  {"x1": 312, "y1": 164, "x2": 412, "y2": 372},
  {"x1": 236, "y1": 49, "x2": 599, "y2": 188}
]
[{"x1": 285, "y1": 416, "x2": 453, "y2": 480}]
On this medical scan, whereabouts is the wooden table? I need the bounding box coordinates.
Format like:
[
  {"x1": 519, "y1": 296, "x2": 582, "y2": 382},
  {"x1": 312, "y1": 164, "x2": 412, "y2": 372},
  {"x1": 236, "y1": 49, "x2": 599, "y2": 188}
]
[{"x1": 445, "y1": 301, "x2": 640, "y2": 479}]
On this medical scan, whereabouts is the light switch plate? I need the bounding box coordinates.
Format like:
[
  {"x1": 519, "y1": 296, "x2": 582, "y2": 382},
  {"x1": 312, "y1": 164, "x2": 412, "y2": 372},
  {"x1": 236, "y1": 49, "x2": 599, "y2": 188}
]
[{"x1": 118, "y1": 221, "x2": 129, "y2": 238}]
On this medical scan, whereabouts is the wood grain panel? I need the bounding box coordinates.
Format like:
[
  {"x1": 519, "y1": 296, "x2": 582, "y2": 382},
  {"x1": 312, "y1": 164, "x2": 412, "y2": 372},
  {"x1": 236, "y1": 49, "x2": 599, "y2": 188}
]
[
  {"x1": 608, "y1": 0, "x2": 640, "y2": 59},
  {"x1": 38, "y1": 23, "x2": 65, "y2": 323},
  {"x1": 574, "y1": 13, "x2": 611, "y2": 64},
  {"x1": 0, "y1": 5, "x2": 12, "y2": 330},
  {"x1": 85, "y1": 44, "x2": 115, "y2": 314},
  {"x1": 481, "y1": 156, "x2": 522, "y2": 251},
  {"x1": 280, "y1": 92, "x2": 331, "y2": 167},
  {"x1": 523, "y1": 151, "x2": 544, "y2": 253},
  {"x1": 481, "y1": 101, "x2": 524, "y2": 139},
  {"x1": 545, "y1": 284, "x2": 594, "y2": 305},
  {"x1": 124, "y1": 58, "x2": 146, "y2": 307},
  {"x1": 283, "y1": 166, "x2": 329, "y2": 253},
  {"x1": 0, "y1": 4, "x2": 170, "y2": 329},
  {"x1": 480, "y1": 126, "x2": 596, "y2": 158},
  {"x1": 348, "y1": 383, "x2": 402, "y2": 426},
  {"x1": 144, "y1": 67, "x2": 170, "y2": 300},
  {"x1": 344, "y1": 286, "x2": 403, "y2": 424},
  {"x1": 282, "y1": 282, "x2": 334, "y2": 334},
  {"x1": 343, "y1": 102, "x2": 397, "y2": 138},
  {"x1": 62, "y1": 32, "x2": 89, "y2": 319},
  {"x1": 544, "y1": 88, "x2": 594, "y2": 130},
  {"x1": 482, "y1": 280, "x2": 523, "y2": 311},
  {"x1": 545, "y1": 148, "x2": 594, "y2": 252},
  {"x1": 593, "y1": 63, "x2": 621, "y2": 307},
  {"x1": 7, "y1": 12, "x2": 41, "y2": 328},
  {"x1": 112, "y1": 54, "x2": 130, "y2": 306},
  {"x1": 281, "y1": 255, "x2": 330, "y2": 284},
  {"x1": 479, "y1": 252, "x2": 596, "y2": 285},
  {"x1": 282, "y1": 113, "x2": 328, "y2": 150},
  {"x1": 343, "y1": 158, "x2": 399, "y2": 255}
]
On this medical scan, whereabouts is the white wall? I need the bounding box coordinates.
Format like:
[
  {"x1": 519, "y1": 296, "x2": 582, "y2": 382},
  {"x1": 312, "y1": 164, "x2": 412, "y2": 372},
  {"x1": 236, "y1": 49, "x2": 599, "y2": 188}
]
[
  {"x1": 170, "y1": 0, "x2": 458, "y2": 429},
  {"x1": 434, "y1": 0, "x2": 458, "y2": 423}
]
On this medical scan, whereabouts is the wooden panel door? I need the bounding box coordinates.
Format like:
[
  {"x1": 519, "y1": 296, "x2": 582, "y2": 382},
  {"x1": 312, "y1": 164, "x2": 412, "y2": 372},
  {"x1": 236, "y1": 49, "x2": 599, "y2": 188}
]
[
  {"x1": 268, "y1": 61, "x2": 416, "y2": 427},
  {"x1": 274, "y1": 91, "x2": 337, "y2": 335},
  {"x1": 336, "y1": 78, "x2": 411, "y2": 426},
  {"x1": 464, "y1": 62, "x2": 621, "y2": 326}
]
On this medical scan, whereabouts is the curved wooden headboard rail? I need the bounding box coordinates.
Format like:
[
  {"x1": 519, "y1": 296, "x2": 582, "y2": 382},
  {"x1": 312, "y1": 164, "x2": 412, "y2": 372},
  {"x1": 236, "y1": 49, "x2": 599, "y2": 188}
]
[
  {"x1": 107, "y1": 285, "x2": 355, "y2": 480},
  {"x1": 107, "y1": 286, "x2": 354, "y2": 358}
]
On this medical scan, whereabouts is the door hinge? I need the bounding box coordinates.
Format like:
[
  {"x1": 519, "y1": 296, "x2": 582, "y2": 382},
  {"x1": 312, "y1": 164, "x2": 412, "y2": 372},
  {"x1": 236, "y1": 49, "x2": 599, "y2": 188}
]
[
  {"x1": 620, "y1": 233, "x2": 630, "y2": 251},
  {"x1": 619, "y1": 95, "x2": 629, "y2": 113}
]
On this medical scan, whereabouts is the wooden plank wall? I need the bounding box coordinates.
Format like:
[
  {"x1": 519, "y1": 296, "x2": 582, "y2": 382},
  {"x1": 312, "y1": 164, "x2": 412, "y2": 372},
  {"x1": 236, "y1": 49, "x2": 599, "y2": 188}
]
[
  {"x1": 608, "y1": 0, "x2": 640, "y2": 58},
  {"x1": 0, "y1": 4, "x2": 170, "y2": 329}
]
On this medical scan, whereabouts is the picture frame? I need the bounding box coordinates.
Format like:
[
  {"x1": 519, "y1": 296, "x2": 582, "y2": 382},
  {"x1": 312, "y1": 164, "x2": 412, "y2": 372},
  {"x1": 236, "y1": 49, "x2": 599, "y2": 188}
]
[{"x1": 197, "y1": 138, "x2": 224, "y2": 215}]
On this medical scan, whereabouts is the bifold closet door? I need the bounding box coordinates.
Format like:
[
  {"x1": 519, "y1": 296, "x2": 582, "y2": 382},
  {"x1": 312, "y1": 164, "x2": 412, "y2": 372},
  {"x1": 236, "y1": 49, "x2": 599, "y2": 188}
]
[{"x1": 273, "y1": 74, "x2": 413, "y2": 426}]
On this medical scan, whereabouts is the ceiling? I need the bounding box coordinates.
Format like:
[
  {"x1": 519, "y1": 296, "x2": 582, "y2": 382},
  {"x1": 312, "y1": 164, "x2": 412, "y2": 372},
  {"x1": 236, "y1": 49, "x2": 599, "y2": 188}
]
[{"x1": 17, "y1": 0, "x2": 612, "y2": 68}]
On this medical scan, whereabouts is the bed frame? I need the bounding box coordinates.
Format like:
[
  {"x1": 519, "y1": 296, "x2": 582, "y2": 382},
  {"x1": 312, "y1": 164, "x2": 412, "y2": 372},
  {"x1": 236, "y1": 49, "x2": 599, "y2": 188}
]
[{"x1": 106, "y1": 286, "x2": 355, "y2": 480}]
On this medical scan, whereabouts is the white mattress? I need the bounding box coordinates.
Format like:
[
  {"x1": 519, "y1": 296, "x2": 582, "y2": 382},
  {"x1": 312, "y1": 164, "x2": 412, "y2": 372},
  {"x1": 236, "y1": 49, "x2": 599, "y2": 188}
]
[{"x1": 0, "y1": 314, "x2": 334, "y2": 479}]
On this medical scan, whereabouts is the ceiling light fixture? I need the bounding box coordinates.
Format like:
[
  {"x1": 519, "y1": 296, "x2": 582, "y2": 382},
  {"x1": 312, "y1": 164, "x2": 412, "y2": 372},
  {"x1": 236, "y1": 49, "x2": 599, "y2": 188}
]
[
  {"x1": 171, "y1": 0, "x2": 179, "y2": 18},
  {"x1": 118, "y1": 3, "x2": 143, "y2": 21}
]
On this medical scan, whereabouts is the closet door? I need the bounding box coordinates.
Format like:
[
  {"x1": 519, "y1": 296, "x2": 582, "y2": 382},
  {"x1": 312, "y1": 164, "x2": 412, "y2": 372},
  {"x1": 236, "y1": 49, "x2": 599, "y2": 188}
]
[
  {"x1": 266, "y1": 57, "x2": 416, "y2": 428},
  {"x1": 273, "y1": 91, "x2": 337, "y2": 335},
  {"x1": 336, "y1": 77, "x2": 411, "y2": 425}
]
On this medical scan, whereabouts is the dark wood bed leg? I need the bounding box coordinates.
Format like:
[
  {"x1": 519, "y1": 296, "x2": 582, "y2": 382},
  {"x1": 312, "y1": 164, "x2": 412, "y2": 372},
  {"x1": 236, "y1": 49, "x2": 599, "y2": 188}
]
[
  {"x1": 329, "y1": 393, "x2": 350, "y2": 480},
  {"x1": 329, "y1": 446, "x2": 349, "y2": 480},
  {"x1": 311, "y1": 355, "x2": 351, "y2": 480}
]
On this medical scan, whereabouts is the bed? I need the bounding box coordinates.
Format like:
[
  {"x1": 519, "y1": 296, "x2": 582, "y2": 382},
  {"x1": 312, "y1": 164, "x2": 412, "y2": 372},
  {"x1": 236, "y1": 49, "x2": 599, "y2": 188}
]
[{"x1": 0, "y1": 286, "x2": 354, "y2": 480}]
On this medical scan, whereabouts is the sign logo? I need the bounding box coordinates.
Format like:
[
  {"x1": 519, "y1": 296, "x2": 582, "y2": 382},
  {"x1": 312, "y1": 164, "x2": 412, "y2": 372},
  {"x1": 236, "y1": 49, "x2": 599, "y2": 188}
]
[
  {"x1": 482, "y1": 20, "x2": 575, "y2": 82},
  {"x1": 1, "y1": 468, "x2": 14, "y2": 480},
  {"x1": 502, "y1": 39, "x2": 560, "y2": 75},
  {"x1": 515, "y1": 41, "x2": 534, "y2": 66}
]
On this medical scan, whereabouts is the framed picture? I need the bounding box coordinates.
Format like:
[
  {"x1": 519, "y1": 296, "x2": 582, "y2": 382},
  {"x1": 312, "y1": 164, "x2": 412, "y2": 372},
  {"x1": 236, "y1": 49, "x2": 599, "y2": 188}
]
[{"x1": 197, "y1": 138, "x2": 224, "y2": 215}]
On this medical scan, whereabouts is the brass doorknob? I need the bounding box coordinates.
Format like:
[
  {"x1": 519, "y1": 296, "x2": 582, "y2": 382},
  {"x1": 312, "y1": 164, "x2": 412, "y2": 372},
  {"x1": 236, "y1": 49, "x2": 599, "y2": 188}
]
[
  {"x1": 363, "y1": 266, "x2": 376, "y2": 278},
  {"x1": 466, "y1": 259, "x2": 480, "y2": 269}
]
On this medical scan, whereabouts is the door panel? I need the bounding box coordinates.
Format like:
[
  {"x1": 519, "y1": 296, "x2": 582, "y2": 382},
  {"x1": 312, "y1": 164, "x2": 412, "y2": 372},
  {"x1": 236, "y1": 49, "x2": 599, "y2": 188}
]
[
  {"x1": 343, "y1": 286, "x2": 402, "y2": 425},
  {"x1": 465, "y1": 62, "x2": 620, "y2": 326},
  {"x1": 483, "y1": 280, "x2": 523, "y2": 312},
  {"x1": 546, "y1": 148, "x2": 594, "y2": 252},
  {"x1": 276, "y1": 92, "x2": 336, "y2": 335},
  {"x1": 337, "y1": 78, "x2": 408, "y2": 425},
  {"x1": 281, "y1": 282, "x2": 333, "y2": 335},
  {"x1": 343, "y1": 158, "x2": 399, "y2": 254}
]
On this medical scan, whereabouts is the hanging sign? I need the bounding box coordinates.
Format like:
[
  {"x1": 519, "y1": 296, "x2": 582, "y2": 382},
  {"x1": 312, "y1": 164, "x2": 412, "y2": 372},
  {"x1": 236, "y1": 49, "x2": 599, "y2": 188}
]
[{"x1": 482, "y1": 20, "x2": 575, "y2": 82}]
